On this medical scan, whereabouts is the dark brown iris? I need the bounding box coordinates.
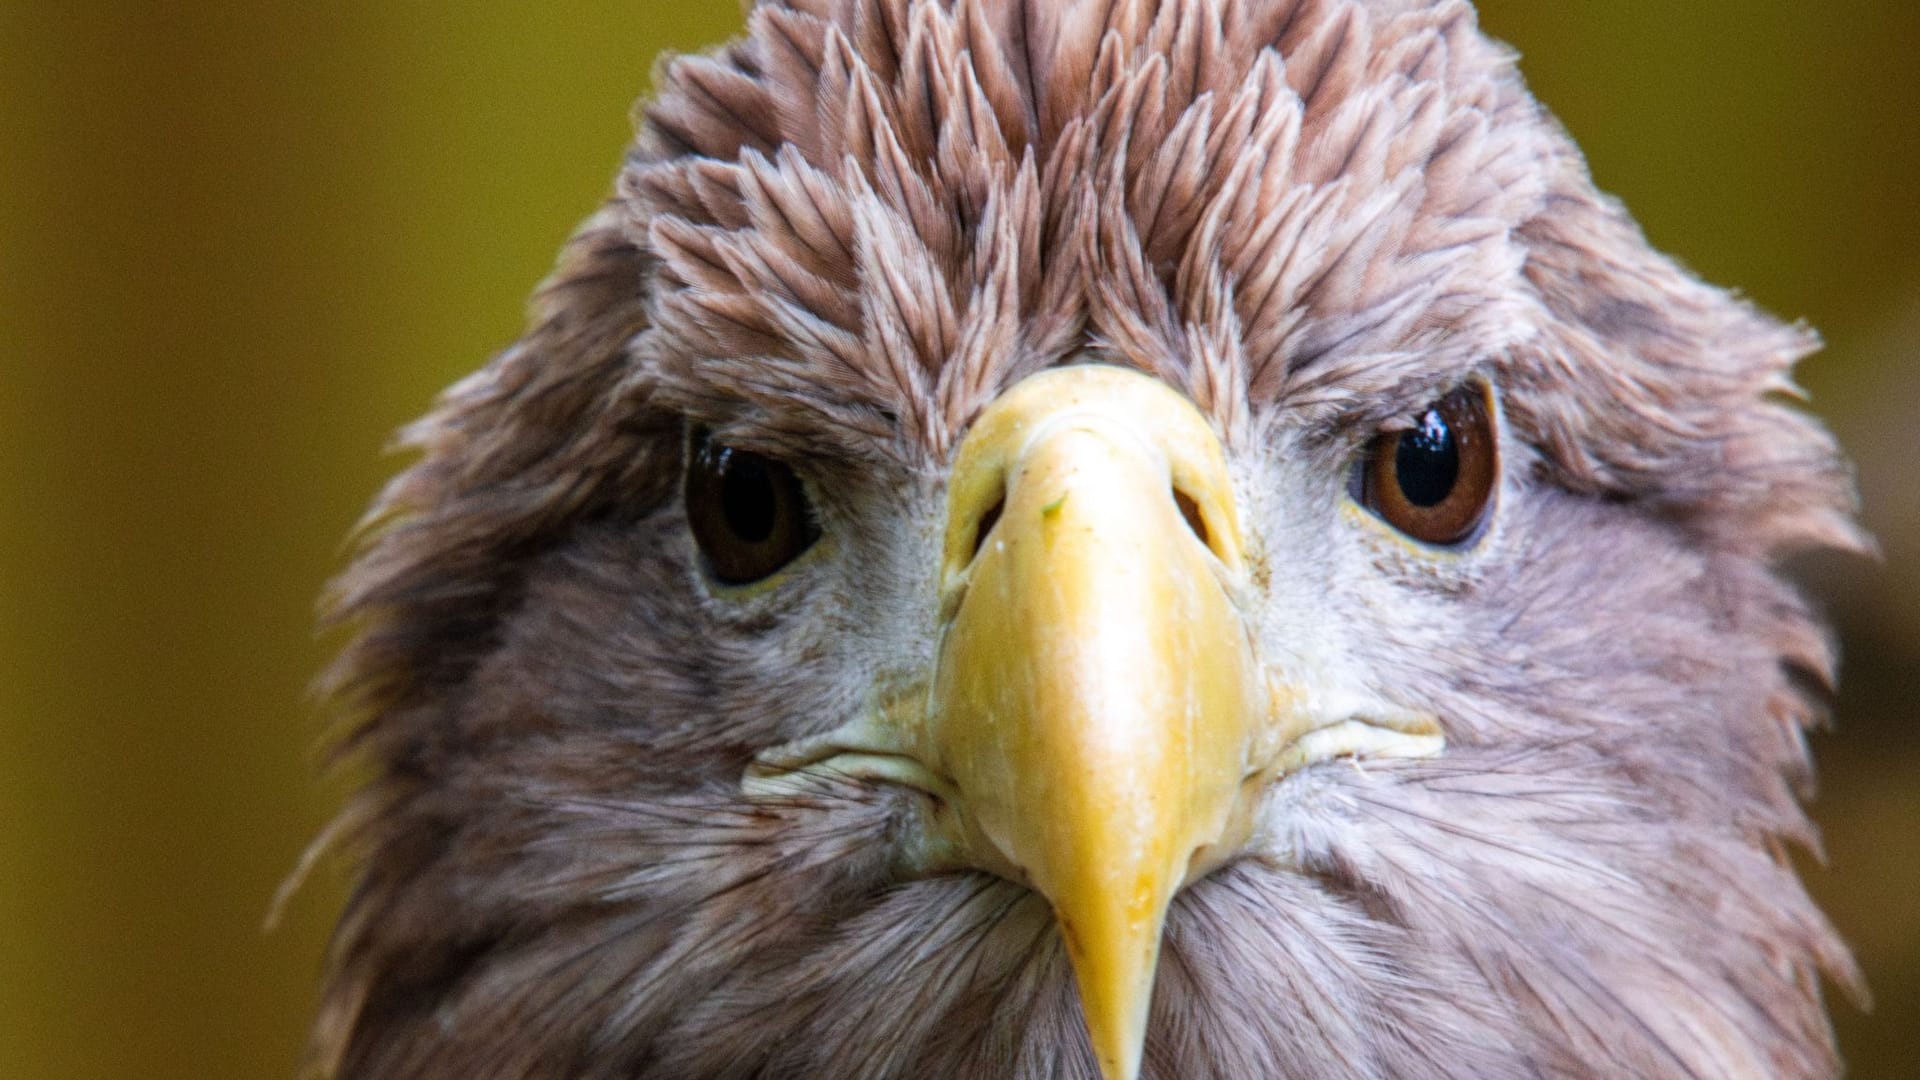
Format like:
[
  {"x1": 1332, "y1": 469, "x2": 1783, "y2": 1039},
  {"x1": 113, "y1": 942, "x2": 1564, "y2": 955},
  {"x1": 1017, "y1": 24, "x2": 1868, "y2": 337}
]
[{"x1": 686, "y1": 433, "x2": 819, "y2": 584}]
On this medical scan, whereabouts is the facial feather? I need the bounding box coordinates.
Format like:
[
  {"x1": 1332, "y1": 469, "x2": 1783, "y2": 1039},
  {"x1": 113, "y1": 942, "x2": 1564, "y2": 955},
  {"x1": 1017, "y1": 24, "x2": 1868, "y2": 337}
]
[{"x1": 311, "y1": 1, "x2": 1863, "y2": 1076}]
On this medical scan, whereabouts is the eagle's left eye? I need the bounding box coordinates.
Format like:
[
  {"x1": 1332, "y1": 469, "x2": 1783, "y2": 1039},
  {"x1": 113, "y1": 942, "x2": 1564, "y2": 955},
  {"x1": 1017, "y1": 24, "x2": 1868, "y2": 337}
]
[
  {"x1": 1354, "y1": 384, "x2": 1498, "y2": 547},
  {"x1": 685, "y1": 434, "x2": 820, "y2": 584}
]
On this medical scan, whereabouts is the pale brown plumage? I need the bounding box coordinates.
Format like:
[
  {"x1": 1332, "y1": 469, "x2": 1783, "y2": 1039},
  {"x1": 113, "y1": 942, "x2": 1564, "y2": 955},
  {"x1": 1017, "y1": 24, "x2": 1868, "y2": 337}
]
[{"x1": 311, "y1": 1, "x2": 1864, "y2": 1076}]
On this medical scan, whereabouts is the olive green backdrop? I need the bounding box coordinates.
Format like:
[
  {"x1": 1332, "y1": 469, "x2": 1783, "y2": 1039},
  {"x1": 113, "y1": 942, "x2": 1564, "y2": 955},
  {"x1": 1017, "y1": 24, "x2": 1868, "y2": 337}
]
[{"x1": 3, "y1": 3, "x2": 1915, "y2": 1077}]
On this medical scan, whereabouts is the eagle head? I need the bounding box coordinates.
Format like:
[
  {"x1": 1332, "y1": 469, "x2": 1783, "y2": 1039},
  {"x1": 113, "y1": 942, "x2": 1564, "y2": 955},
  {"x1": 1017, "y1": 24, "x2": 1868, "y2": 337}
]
[{"x1": 312, "y1": 1, "x2": 1864, "y2": 1077}]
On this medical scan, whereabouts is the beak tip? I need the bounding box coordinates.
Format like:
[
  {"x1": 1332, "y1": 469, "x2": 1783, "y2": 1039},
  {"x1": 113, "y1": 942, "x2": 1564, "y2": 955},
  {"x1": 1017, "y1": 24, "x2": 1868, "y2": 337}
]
[
  {"x1": 1060, "y1": 918, "x2": 1157, "y2": 1080},
  {"x1": 1092, "y1": 1024, "x2": 1146, "y2": 1080},
  {"x1": 1098, "y1": 1042, "x2": 1144, "y2": 1080}
]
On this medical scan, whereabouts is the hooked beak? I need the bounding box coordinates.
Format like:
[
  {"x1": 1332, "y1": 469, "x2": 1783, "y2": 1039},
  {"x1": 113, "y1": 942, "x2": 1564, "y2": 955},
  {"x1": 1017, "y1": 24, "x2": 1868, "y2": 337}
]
[
  {"x1": 920, "y1": 365, "x2": 1263, "y2": 1080},
  {"x1": 747, "y1": 364, "x2": 1443, "y2": 1080}
]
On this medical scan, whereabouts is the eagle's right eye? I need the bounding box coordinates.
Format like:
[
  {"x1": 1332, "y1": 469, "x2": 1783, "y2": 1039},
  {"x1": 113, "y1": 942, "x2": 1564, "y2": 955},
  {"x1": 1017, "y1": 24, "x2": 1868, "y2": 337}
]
[{"x1": 686, "y1": 433, "x2": 819, "y2": 585}]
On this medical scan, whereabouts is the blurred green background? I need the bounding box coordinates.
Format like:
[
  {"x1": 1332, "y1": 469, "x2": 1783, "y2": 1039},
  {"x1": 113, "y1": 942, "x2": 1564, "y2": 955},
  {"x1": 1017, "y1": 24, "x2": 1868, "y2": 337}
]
[{"x1": 2, "y1": 3, "x2": 1914, "y2": 1077}]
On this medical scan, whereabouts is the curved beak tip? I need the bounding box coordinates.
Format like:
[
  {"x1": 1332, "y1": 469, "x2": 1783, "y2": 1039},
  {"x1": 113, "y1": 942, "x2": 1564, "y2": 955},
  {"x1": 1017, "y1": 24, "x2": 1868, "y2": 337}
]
[{"x1": 1060, "y1": 915, "x2": 1157, "y2": 1080}]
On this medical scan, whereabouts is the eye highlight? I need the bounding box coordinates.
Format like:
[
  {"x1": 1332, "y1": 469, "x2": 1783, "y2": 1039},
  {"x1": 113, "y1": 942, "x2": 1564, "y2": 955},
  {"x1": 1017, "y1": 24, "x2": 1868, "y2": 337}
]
[
  {"x1": 686, "y1": 433, "x2": 820, "y2": 585},
  {"x1": 1355, "y1": 384, "x2": 1498, "y2": 547}
]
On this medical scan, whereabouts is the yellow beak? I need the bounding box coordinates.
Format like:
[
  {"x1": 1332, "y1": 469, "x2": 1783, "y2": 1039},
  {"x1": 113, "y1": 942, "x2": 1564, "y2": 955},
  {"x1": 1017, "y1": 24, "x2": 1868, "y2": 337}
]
[
  {"x1": 743, "y1": 364, "x2": 1447, "y2": 1076},
  {"x1": 920, "y1": 365, "x2": 1265, "y2": 1080}
]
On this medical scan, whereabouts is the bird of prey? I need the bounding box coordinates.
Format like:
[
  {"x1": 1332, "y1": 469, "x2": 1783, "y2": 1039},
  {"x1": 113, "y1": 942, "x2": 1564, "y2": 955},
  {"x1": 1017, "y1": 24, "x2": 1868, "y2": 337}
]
[{"x1": 308, "y1": 1, "x2": 1865, "y2": 1076}]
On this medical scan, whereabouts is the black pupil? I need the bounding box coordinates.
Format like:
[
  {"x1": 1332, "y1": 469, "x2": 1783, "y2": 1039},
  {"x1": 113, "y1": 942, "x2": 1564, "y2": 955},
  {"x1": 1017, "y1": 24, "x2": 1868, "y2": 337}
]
[
  {"x1": 1394, "y1": 408, "x2": 1459, "y2": 507},
  {"x1": 718, "y1": 449, "x2": 780, "y2": 543}
]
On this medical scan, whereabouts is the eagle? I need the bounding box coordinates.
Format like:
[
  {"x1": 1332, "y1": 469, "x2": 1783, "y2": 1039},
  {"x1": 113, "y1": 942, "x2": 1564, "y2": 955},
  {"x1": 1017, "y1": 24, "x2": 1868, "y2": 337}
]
[{"x1": 308, "y1": 1, "x2": 1865, "y2": 1076}]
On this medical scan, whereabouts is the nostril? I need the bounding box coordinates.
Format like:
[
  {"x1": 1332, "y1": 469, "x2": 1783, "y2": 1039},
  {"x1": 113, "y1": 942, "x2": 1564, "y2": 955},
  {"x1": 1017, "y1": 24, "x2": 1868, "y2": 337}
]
[
  {"x1": 970, "y1": 496, "x2": 1005, "y2": 562},
  {"x1": 1173, "y1": 487, "x2": 1210, "y2": 550}
]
